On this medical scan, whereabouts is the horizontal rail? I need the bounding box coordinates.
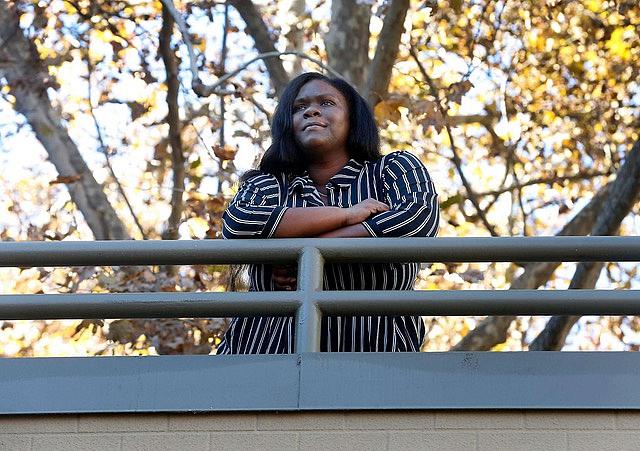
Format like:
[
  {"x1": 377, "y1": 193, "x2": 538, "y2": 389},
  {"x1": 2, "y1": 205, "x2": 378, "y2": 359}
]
[
  {"x1": 0, "y1": 236, "x2": 639, "y2": 267},
  {"x1": 0, "y1": 292, "x2": 300, "y2": 320},
  {"x1": 314, "y1": 290, "x2": 640, "y2": 315},
  {"x1": 2, "y1": 290, "x2": 640, "y2": 320}
]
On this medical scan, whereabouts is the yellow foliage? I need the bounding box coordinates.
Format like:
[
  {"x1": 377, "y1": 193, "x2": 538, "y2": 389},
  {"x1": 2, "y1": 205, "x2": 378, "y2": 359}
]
[
  {"x1": 606, "y1": 27, "x2": 634, "y2": 60},
  {"x1": 375, "y1": 98, "x2": 405, "y2": 124}
]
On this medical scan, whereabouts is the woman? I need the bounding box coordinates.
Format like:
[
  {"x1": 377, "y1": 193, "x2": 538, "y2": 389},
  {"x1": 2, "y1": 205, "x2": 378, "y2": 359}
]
[{"x1": 217, "y1": 72, "x2": 439, "y2": 354}]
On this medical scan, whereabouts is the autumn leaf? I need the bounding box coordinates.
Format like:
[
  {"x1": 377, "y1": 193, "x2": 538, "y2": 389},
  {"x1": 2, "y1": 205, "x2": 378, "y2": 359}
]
[
  {"x1": 374, "y1": 97, "x2": 408, "y2": 124},
  {"x1": 414, "y1": 99, "x2": 445, "y2": 133},
  {"x1": 206, "y1": 195, "x2": 227, "y2": 213},
  {"x1": 447, "y1": 80, "x2": 474, "y2": 105},
  {"x1": 212, "y1": 144, "x2": 237, "y2": 161},
  {"x1": 186, "y1": 217, "x2": 210, "y2": 239},
  {"x1": 127, "y1": 101, "x2": 148, "y2": 121},
  {"x1": 49, "y1": 174, "x2": 81, "y2": 185}
]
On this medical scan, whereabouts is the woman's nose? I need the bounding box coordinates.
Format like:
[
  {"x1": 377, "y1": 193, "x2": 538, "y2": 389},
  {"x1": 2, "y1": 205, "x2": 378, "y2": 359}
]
[{"x1": 303, "y1": 105, "x2": 320, "y2": 118}]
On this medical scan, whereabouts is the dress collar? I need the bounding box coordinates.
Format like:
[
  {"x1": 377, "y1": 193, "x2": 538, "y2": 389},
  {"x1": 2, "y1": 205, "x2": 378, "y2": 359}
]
[{"x1": 287, "y1": 159, "x2": 365, "y2": 194}]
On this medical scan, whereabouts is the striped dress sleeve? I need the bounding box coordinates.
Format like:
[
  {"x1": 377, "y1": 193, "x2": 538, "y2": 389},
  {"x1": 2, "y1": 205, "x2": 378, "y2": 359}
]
[
  {"x1": 222, "y1": 174, "x2": 288, "y2": 239},
  {"x1": 362, "y1": 151, "x2": 439, "y2": 238}
]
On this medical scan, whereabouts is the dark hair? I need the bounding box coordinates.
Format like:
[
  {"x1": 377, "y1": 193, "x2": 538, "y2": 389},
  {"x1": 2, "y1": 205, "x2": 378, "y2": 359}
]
[{"x1": 243, "y1": 72, "x2": 380, "y2": 181}]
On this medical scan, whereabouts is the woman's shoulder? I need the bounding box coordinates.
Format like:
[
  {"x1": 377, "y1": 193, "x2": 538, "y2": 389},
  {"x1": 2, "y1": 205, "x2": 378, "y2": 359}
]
[
  {"x1": 241, "y1": 171, "x2": 284, "y2": 189},
  {"x1": 370, "y1": 151, "x2": 425, "y2": 171}
]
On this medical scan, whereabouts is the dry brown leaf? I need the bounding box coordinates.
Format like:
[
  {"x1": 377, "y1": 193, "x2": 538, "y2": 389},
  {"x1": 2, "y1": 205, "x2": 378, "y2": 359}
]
[
  {"x1": 447, "y1": 80, "x2": 474, "y2": 105},
  {"x1": 414, "y1": 100, "x2": 445, "y2": 133},
  {"x1": 49, "y1": 174, "x2": 81, "y2": 185},
  {"x1": 374, "y1": 98, "x2": 407, "y2": 124},
  {"x1": 212, "y1": 144, "x2": 237, "y2": 161}
]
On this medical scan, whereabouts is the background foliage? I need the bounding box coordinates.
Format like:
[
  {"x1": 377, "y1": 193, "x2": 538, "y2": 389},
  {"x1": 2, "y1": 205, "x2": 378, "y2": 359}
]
[{"x1": 0, "y1": 0, "x2": 638, "y2": 356}]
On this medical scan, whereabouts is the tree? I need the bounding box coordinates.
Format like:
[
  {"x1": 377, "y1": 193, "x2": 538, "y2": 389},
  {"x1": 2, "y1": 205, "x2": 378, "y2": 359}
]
[{"x1": 0, "y1": 0, "x2": 638, "y2": 355}]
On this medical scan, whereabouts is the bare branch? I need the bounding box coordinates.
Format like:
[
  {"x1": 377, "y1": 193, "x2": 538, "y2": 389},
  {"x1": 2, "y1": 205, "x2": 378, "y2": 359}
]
[
  {"x1": 195, "y1": 51, "x2": 344, "y2": 97},
  {"x1": 158, "y1": 0, "x2": 199, "y2": 86},
  {"x1": 477, "y1": 169, "x2": 615, "y2": 197},
  {"x1": 85, "y1": 45, "x2": 147, "y2": 240},
  {"x1": 366, "y1": 0, "x2": 410, "y2": 106},
  {"x1": 409, "y1": 44, "x2": 498, "y2": 236}
]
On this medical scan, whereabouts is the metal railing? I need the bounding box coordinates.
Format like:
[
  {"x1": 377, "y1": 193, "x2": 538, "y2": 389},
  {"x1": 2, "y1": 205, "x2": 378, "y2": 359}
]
[
  {"x1": 2, "y1": 236, "x2": 640, "y2": 413},
  {"x1": 1, "y1": 236, "x2": 639, "y2": 353}
]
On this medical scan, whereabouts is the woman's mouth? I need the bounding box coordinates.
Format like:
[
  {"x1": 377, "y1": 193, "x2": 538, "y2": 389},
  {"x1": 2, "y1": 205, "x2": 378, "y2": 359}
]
[{"x1": 304, "y1": 122, "x2": 327, "y2": 131}]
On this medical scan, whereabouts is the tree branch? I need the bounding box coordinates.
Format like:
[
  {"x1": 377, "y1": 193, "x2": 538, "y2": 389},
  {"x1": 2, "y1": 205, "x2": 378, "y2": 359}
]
[
  {"x1": 366, "y1": 0, "x2": 410, "y2": 106},
  {"x1": 452, "y1": 183, "x2": 612, "y2": 351},
  {"x1": 160, "y1": 3, "x2": 185, "y2": 241},
  {"x1": 227, "y1": 0, "x2": 289, "y2": 96},
  {"x1": 0, "y1": 2, "x2": 129, "y2": 240},
  {"x1": 85, "y1": 45, "x2": 147, "y2": 240},
  {"x1": 529, "y1": 139, "x2": 640, "y2": 351},
  {"x1": 409, "y1": 43, "x2": 498, "y2": 236},
  {"x1": 477, "y1": 170, "x2": 615, "y2": 197}
]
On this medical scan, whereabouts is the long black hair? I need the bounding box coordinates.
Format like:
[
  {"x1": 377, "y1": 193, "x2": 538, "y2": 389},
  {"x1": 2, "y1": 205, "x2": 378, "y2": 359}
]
[{"x1": 243, "y1": 72, "x2": 380, "y2": 181}]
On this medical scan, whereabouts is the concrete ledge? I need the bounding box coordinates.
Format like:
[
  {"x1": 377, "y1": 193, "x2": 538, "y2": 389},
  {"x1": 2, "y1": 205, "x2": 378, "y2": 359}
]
[{"x1": 1, "y1": 353, "x2": 640, "y2": 414}]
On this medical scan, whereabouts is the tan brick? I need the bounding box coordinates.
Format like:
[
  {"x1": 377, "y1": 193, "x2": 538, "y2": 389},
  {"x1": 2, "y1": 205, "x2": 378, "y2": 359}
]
[
  {"x1": 211, "y1": 432, "x2": 298, "y2": 450},
  {"x1": 615, "y1": 412, "x2": 640, "y2": 429},
  {"x1": 32, "y1": 433, "x2": 121, "y2": 451},
  {"x1": 257, "y1": 412, "x2": 345, "y2": 431},
  {"x1": 568, "y1": 432, "x2": 640, "y2": 450},
  {"x1": 0, "y1": 415, "x2": 78, "y2": 433},
  {"x1": 478, "y1": 431, "x2": 567, "y2": 451},
  {"x1": 169, "y1": 412, "x2": 256, "y2": 431},
  {"x1": 345, "y1": 411, "x2": 434, "y2": 430},
  {"x1": 122, "y1": 432, "x2": 209, "y2": 451},
  {"x1": 299, "y1": 431, "x2": 387, "y2": 451},
  {"x1": 436, "y1": 411, "x2": 525, "y2": 429},
  {"x1": 525, "y1": 411, "x2": 615, "y2": 430},
  {"x1": 0, "y1": 434, "x2": 31, "y2": 450},
  {"x1": 79, "y1": 413, "x2": 168, "y2": 432},
  {"x1": 388, "y1": 432, "x2": 476, "y2": 450}
]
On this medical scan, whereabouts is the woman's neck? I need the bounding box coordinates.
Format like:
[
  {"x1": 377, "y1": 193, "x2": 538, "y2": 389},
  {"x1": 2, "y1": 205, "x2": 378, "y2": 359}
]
[{"x1": 307, "y1": 154, "x2": 350, "y2": 189}]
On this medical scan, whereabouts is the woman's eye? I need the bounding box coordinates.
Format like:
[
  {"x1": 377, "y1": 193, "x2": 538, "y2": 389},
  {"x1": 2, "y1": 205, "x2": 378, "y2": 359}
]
[
  {"x1": 322, "y1": 100, "x2": 334, "y2": 106},
  {"x1": 293, "y1": 104, "x2": 305, "y2": 112}
]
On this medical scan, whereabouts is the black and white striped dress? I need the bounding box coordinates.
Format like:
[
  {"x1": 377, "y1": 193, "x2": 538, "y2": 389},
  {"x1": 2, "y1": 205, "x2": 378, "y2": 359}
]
[{"x1": 217, "y1": 151, "x2": 439, "y2": 354}]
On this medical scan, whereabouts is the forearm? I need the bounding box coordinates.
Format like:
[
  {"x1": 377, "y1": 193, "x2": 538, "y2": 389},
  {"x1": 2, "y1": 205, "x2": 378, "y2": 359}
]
[
  {"x1": 273, "y1": 207, "x2": 348, "y2": 238},
  {"x1": 316, "y1": 223, "x2": 371, "y2": 238}
]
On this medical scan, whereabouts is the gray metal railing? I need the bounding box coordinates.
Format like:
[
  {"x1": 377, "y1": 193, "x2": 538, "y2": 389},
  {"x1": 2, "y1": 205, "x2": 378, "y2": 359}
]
[
  {"x1": 2, "y1": 236, "x2": 640, "y2": 413},
  {"x1": 1, "y1": 236, "x2": 639, "y2": 353}
]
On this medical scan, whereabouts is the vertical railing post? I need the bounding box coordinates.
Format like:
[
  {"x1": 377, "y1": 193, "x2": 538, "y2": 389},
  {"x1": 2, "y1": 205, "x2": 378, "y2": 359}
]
[{"x1": 295, "y1": 246, "x2": 324, "y2": 353}]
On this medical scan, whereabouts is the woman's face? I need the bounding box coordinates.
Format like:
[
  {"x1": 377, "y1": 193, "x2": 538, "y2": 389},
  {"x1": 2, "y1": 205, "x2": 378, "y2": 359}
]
[{"x1": 292, "y1": 80, "x2": 350, "y2": 159}]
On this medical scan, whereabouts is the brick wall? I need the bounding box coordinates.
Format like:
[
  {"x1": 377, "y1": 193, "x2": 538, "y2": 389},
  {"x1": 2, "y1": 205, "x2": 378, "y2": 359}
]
[{"x1": 1, "y1": 411, "x2": 639, "y2": 450}]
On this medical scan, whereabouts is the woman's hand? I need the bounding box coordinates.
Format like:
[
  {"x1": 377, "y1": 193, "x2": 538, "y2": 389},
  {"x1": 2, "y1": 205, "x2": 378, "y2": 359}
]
[
  {"x1": 273, "y1": 265, "x2": 297, "y2": 291},
  {"x1": 344, "y1": 198, "x2": 389, "y2": 226}
]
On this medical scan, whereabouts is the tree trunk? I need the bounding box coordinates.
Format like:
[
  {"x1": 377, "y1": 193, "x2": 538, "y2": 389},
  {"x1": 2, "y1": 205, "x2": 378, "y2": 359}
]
[
  {"x1": 529, "y1": 139, "x2": 640, "y2": 351},
  {"x1": 0, "y1": 3, "x2": 129, "y2": 240},
  {"x1": 285, "y1": 0, "x2": 306, "y2": 76},
  {"x1": 365, "y1": 0, "x2": 410, "y2": 105},
  {"x1": 325, "y1": 0, "x2": 371, "y2": 91},
  {"x1": 228, "y1": 0, "x2": 289, "y2": 96},
  {"x1": 159, "y1": 4, "x2": 185, "y2": 241}
]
